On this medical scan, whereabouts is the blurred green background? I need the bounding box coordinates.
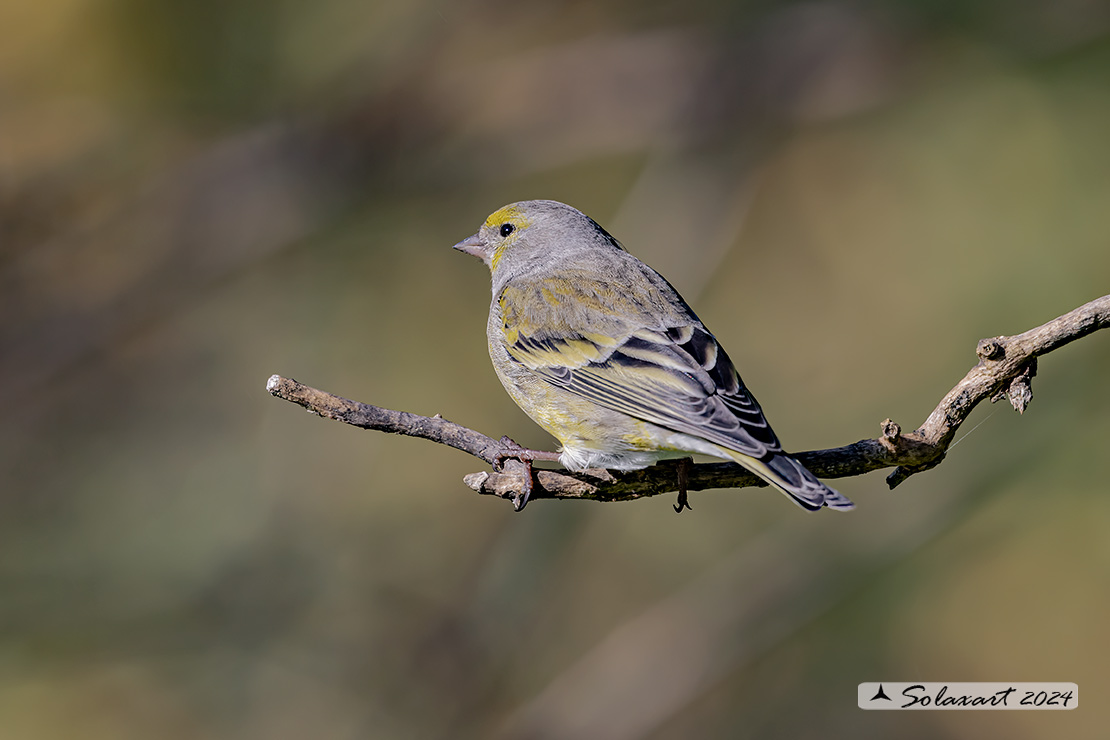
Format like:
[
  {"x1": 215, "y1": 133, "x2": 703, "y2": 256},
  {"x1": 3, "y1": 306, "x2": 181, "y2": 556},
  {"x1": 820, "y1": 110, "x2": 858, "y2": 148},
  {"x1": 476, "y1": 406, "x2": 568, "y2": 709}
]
[{"x1": 2, "y1": 0, "x2": 1108, "y2": 737}]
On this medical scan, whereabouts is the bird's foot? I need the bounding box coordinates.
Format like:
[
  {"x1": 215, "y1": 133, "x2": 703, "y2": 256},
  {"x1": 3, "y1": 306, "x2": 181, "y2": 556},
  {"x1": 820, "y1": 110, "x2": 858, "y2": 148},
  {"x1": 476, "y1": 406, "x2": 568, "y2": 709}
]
[
  {"x1": 493, "y1": 436, "x2": 561, "y2": 512},
  {"x1": 673, "y1": 457, "x2": 693, "y2": 513}
]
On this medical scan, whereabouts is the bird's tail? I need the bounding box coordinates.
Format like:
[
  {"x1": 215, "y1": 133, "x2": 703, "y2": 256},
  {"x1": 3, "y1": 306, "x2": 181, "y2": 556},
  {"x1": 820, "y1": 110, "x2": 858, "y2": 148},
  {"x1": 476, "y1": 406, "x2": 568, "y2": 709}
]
[{"x1": 723, "y1": 449, "x2": 854, "y2": 511}]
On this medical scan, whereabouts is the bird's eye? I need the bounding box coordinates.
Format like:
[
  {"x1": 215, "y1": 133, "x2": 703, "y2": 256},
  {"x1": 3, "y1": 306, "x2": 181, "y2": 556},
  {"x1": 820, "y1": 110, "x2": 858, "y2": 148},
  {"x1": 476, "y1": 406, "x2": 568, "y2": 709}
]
[{"x1": 500, "y1": 223, "x2": 515, "y2": 238}]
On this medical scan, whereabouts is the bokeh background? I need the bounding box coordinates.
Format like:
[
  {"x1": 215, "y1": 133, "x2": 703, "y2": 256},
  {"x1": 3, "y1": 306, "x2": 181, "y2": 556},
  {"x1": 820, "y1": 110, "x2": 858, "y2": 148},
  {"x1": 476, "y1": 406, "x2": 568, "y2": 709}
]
[{"x1": 2, "y1": 0, "x2": 1108, "y2": 737}]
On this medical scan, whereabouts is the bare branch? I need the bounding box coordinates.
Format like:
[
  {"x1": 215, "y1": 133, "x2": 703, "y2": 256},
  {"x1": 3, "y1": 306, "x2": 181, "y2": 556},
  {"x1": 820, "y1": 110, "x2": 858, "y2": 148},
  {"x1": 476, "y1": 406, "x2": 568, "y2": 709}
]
[{"x1": 266, "y1": 294, "x2": 1110, "y2": 507}]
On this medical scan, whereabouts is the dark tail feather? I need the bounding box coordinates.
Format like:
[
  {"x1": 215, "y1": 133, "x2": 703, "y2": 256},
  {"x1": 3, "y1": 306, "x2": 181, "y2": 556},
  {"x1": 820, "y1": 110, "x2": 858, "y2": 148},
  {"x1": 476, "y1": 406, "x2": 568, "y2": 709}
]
[{"x1": 762, "y1": 453, "x2": 855, "y2": 511}]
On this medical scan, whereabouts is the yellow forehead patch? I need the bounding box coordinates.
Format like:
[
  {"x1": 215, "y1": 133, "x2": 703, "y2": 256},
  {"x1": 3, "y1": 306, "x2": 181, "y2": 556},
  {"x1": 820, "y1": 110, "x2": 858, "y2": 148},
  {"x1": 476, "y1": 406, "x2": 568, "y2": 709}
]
[{"x1": 484, "y1": 204, "x2": 530, "y2": 231}]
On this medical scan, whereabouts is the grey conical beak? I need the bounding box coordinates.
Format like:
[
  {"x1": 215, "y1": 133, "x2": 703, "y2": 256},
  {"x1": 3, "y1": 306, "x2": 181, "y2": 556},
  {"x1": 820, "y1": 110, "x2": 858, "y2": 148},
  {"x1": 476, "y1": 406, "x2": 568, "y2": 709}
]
[{"x1": 452, "y1": 232, "x2": 490, "y2": 261}]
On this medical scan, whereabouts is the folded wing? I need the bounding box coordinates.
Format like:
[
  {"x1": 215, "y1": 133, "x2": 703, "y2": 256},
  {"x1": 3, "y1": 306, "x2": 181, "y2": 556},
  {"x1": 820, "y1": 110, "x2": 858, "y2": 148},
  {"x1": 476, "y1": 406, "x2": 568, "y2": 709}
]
[{"x1": 498, "y1": 274, "x2": 784, "y2": 460}]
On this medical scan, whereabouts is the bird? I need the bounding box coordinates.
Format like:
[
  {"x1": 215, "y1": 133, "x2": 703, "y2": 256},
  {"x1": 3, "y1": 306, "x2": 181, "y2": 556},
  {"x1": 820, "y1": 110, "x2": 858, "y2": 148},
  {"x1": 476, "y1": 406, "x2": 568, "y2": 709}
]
[{"x1": 453, "y1": 199, "x2": 852, "y2": 513}]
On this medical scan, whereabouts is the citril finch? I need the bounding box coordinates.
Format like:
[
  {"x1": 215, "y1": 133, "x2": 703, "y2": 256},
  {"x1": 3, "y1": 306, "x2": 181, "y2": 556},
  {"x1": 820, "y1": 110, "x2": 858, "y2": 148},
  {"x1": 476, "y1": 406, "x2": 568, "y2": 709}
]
[{"x1": 454, "y1": 199, "x2": 852, "y2": 513}]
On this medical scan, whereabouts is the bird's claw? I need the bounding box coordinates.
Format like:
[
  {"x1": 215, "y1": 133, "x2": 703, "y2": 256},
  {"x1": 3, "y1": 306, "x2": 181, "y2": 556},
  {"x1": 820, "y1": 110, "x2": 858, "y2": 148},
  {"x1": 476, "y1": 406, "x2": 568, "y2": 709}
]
[
  {"x1": 673, "y1": 457, "x2": 693, "y2": 513},
  {"x1": 513, "y1": 458, "x2": 535, "y2": 512},
  {"x1": 492, "y1": 436, "x2": 526, "y2": 471},
  {"x1": 492, "y1": 436, "x2": 559, "y2": 512}
]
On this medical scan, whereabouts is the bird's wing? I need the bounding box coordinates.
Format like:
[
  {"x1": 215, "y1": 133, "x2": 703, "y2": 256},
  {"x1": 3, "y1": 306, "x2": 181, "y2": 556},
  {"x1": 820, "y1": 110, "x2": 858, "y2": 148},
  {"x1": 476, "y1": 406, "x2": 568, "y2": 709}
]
[{"x1": 497, "y1": 273, "x2": 783, "y2": 458}]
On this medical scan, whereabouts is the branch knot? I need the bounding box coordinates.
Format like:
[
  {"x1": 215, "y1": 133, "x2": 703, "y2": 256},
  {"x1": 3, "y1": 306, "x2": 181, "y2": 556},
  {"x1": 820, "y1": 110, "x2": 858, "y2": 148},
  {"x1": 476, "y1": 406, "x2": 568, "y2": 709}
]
[{"x1": 976, "y1": 337, "x2": 1004, "y2": 361}]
